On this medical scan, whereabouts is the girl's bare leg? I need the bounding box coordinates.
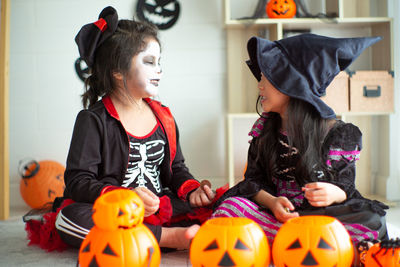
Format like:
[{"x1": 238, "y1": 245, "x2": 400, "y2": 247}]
[{"x1": 159, "y1": 224, "x2": 200, "y2": 249}]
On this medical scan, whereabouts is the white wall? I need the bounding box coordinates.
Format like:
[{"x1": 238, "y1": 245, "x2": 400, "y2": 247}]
[{"x1": 9, "y1": 0, "x2": 226, "y2": 209}]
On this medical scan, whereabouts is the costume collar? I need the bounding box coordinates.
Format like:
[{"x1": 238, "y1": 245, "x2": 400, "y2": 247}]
[{"x1": 101, "y1": 95, "x2": 161, "y2": 120}]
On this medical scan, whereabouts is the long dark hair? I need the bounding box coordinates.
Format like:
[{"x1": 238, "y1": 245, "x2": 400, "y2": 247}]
[
  {"x1": 82, "y1": 19, "x2": 160, "y2": 109},
  {"x1": 255, "y1": 96, "x2": 334, "y2": 185}
]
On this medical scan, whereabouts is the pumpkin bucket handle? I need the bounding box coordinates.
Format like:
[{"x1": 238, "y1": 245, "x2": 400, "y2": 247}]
[{"x1": 18, "y1": 158, "x2": 40, "y2": 179}]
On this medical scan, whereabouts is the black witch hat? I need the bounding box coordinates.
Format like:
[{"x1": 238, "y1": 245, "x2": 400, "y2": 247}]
[{"x1": 246, "y1": 33, "x2": 382, "y2": 118}]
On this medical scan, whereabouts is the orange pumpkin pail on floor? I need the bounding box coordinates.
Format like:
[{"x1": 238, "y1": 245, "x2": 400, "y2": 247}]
[
  {"x1": 272, "y1": 215, "x2": 354, "y2": 267},
  {"x1": 78, "y1": 189, "x2": 161, "y2": 267},
  {"x1": 190, "y1": 217, "x2": 270, "y2": 267},
  {"x1": 19, "y1": 159, "x2": 66, "y2": 209}
]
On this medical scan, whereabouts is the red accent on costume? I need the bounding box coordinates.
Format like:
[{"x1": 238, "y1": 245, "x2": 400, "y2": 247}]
[
  {"x1": 169, "y1": 183, "x2": 230, "y2": 224},
  {"x1": 144, "y1": 195, "x2": 173, "y2": 225},
  {"x1": 25, "y1": 199, "x2": 75, "y2": 251},
  {"x1": 145, "y1": 98, "x2": 177, "y2": 166},
  {"x1": 177, "y1": 179, "x2": 201, "y2": 200},
  {"x1": 93, "y1": 18, "x2": 108, "y2": 32},
  {"x1": 102, "y1": 96, "x2": 119, "y2": 119}
]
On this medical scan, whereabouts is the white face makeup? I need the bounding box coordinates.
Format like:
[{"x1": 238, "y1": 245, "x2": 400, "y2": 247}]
[{"x1": 124, "y1": 39, "x2": 162, "y2": 98}]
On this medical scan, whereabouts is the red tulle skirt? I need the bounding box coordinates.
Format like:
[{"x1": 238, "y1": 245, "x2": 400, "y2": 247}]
[{"x1": 24, "y1": 199, "x2": 74, "y2": 252}]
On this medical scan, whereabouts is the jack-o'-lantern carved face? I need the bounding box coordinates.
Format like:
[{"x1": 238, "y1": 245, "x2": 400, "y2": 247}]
[
  {"x1": 136, "y1": 0, "x2": 180, "y2": 30},
  {"x1": 272, "y1": 216, "x2": 354, "y2": 267},
  {"x1": 92, "y1": 189, "x2": 144, "y2": 231},
  {"x1": 190, "y1": 217, "x2": 270, "y2": 267},
  {"x1": 266, "y1": 0, "x2": 297, "y2": 19},
  {"x1": 364, "y1": 238, "x2": 400, "y2": 267},
  {"x1": 79, "y1": 224, "x2": 161, "y2": 267}
]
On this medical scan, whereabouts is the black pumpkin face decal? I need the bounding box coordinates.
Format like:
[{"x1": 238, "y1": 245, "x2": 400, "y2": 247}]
[
  {"x1": 203, "y1": 238, "x2": 252, "y2": 266},
  {"x1": 286, "y1": 237, "x2": 336, "y2": 265},
  {"x1": 136, "y1": 0, "x2": 180, "y2": 30}
]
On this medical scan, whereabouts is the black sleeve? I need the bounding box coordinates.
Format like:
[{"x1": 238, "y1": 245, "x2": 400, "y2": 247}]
[
  {"x1": 63, "y1": 110, "x2": 116, "y2": 203},
  {"x1": 321, "y1": 122, "x2": 388, "y2": 216},
  {"x1": 322, "y1": 122, "x2": 363, "y2": 199}
]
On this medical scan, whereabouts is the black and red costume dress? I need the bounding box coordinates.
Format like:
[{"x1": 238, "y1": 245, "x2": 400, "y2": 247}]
[{"x1": 26, "y1": 96, "x2": 225, "y2": 250}]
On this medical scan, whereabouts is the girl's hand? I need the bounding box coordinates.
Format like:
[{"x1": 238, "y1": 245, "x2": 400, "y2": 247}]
[
  {"x1": 303, "y1": 182, "x2": 346, "y2": 207},
  {"x1": 133, "y1": 187, "x2": 160, "y2": 217},
  {"x1": 270, "y1": 196, "x2": 299, "y2": 223},
  {"x1": 189, "y1": 180, "x2": 215, "y2": 207}
]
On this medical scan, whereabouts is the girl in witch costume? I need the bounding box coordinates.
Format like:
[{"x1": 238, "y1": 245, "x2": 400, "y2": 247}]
[
  {"x1": 25, "y1": 6, "x2": 227, "y2": 251},
  {"x1": 212, "y1": 34, "x2": 389, "y2": 247}
]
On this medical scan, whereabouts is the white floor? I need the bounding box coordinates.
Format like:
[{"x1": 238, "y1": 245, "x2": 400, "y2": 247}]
[{"x1": 386, "y1": 202, "x2": 400, "y2": 236}]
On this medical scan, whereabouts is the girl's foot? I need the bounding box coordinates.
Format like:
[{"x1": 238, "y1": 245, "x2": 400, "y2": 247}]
[{"x1": 160, "y1": 224, "x2": 200, "y2": 249}]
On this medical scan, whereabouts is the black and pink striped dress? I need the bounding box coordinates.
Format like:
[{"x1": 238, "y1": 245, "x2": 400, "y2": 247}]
[{"x1": 212, "y1": 113, "x2": 388, "y2": 245}]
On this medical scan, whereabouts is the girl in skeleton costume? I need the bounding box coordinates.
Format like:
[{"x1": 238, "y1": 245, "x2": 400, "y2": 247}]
[
  {"x1": 212, "y1": 34, "x2": 389, "y2": 252},
  {"x1": 24, "y1": 6, "x2": 224, "y2": 251}
]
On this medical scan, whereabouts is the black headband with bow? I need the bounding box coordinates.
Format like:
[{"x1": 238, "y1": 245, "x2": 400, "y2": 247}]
[{"x1": 75, "y1": 6, "x2": 119, "y2": 68}]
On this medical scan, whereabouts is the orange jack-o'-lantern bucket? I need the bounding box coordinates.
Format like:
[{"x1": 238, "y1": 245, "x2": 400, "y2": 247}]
[{"x1": 19, "y1": 159, "x2": 65, "y2": 209}]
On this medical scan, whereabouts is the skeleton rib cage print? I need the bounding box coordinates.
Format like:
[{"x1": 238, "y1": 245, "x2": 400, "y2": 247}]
[{"x1": 123, "y1": 125, "x2": 167, "y2": 193}]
